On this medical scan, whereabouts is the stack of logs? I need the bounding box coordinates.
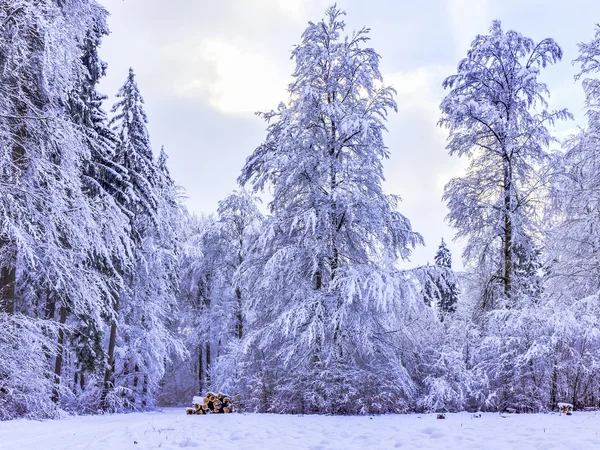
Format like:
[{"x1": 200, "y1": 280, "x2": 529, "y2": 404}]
[{"x1": 186, "y1": 392, "x2": 233, "y2": 415}]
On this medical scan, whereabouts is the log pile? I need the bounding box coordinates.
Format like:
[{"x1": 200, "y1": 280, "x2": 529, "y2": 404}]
[
  {"x1": 557, "y1": 402, "x2": 573, "y2": 415},
  {"x1": 185, "y1": 392, "x2": 233, "y2": 415}
]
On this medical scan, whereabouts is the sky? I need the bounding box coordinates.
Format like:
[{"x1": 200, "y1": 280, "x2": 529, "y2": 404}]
[{"x1": 97, "y1": 0, "x2": 600, "y2": 270}]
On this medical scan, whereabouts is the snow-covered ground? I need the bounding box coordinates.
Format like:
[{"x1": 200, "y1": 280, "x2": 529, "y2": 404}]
[{"x1": 1, "y1": 408, "x2": 599, "y2": 450}]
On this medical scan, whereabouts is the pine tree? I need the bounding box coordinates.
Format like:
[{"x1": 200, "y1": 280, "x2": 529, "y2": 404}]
[
  {"x1": 238, "y1": 5, "x2": 423, "y2": 414},
  {"x1": 101, "y1": 68, "x2": 165, "y2": 411},
  {"x1": 110, "y1": 68, "x2": 159, "y2": 223},
  {"x1": 61, "y1": 3, "x2": 134, "y2": 405},
  {"x1": 0, "y1": 2, "x2": 186, "y2": 417},
  {"x1": 0, "y1": 0, "x2": 130, "y2": 418},
  {"x1": 434, "y1": 239, "x2": 458, "y2": 318},
  {"x1": 434, "y1": 239, "x2": 451, "y2": 268}
]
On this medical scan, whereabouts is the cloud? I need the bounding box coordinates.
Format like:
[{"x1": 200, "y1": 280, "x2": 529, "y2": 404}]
[
  {"x1": 271, "y1": 0, "x2": 310, "y2": 17},
  {"x1": 381, "y1": 65, "x2": 468, "y2": 268},
  {"x1": 386, "y1": 65, "x2": 451, "y2": 119},
  {"x1": 171, "y1": 38, "x2": 291, "y2": 115},
  {"x1": 99, "y1": 0, "x2": 330, "y2": 115},
  {"x1": 445, "y1": 0, "x2": 492, "y2": 55}
]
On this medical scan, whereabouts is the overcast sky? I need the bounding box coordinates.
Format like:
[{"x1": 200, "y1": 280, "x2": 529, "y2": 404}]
[{"x1": 97, "y1": 0, "x2": 600, "y2": 269}]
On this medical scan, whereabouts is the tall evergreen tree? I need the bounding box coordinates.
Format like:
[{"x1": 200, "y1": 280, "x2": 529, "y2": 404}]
[
  {"x1": 434, "y1": 239, "x2": 458, "y2": 318},
  {"x1": 101, "y1": 68, "x2": 169, "y2": 411},
  {"x1": 59, "y1": 3, "x2": 134, "y2": 406},
  {"x1": 109, "y1": 68, "x2": 158, "y2": 222},
  {"x1": 0, "y1": 0, "x2": 131, "y2": 418}
]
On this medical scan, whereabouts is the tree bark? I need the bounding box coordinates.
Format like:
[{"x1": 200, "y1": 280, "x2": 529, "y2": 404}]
[
  {"x1": 198, "y1": 345, "x2": 204, "y2": 395},
  {"x1": 235, "y1": 287, "x2": 243, "y2": 340},
  {"x1": 101, "y1": 295, "x2": 119, "y2": 410},
  {"x1": 572, "y1": 370, "x2": 580, "y2": 410},
  {"x1": 43, "y1": 292, "x2": 56, "y2": 320},
  {"x1": 142, "y1": 374, "x2": 148, "y2": 408},
  {"x1": 51, "y1": 305, "x2": 67, "y2": 403},
  {"x1": 550, "y1": 363, "x2": 558, "y2": 411},
  {"x1": 0, "y1": 117, "x2": 27, "y2": 315},
  {"x1": 0, "y1": 266, "x2": 15, "y2": 314},
  {"x1": 205, "y1": 342, "x2": 211, "y2": 388},
  {"x1": 133, "y1": 363, "x2": 139, "y2": 405},
  {"x1": 503, "y1": 155, "x2": 513, "y2": 301}
]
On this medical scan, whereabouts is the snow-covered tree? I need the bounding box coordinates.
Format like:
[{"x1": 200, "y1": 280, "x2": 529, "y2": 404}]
[
  {"x1": 439, "y1": 21, "x2": 571, "y2": 412},
  {"x1": 539, "y1": 24, "x2": 600, "y2": 410},
  {"x1": 161, "y1": 191, "x2": 263, "y2": 404},
  {"x1": 238, "y1": 5, "x2": 424, "y2": 414},
  {"x1": 0, "y1": 0, "x2": 136, "y2": 418},
  {"x1": 109, "y1": 68, "x2": 159, "y2": 222},
  {"x1": 439, "y1": 20, "x2": 570, "y2": 306},
  {"x1": 217, "y1": 190, "x2": 263, "y2": 341},
  {"x1": 434, "y1": 239, "x2": 458, "y2": 319},
  {"x1": 59, "y1": 4, "x2": 135, "y2": 409},
  {"x1": 100, "y1": 70, "x2": 183, "y2": 411}
]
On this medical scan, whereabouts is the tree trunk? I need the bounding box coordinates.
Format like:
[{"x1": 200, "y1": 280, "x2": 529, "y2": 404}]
[
  {"x1": 465, "y1": 328, "x2": 471, "y2": 370},
  {"x1": 572, "y1": 369, "x2": 580, "y2": 410},
  {"x1": 198, "y1": 345, "x2": 204, "y2": 395},
  {"x1": 74, "y1": 371, "x2": 85, "y2": 392},
  {"x1": 101, "y1": 295, "x2": 119, "y2": 410},
  {"x1": 503, "y1": 155, "x2": 513, "y2": 301},
  {"x1": 550, "y1": 363, "x2": 558, "y2": 411},
  {"x1": 1, "y1": 119, "x2": 27, "y2": 315},
  {"x1": 0, "y1": 266, "x2": 15, "y2": 314},
  {"x1": 235, "y1": 287, "x2": 243, "y2": 340},
  {"x1": 142, "y1": 374, "x2": 148, "y2": 408},
  {"x1": 133, "y1": 363, "x2": 139, "y2": 406},
  {"x1": 51, "y1": 305, "x2": 68, "y2": 403},
  {"x1": 43, "y1": 292, "x2": 56, "y2": 320},
  {"x1": 205, "y1": 342, "x2": 211, "y2": 388}
]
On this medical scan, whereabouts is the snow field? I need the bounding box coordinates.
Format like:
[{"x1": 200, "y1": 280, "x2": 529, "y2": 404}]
[{"x1": 1, "y1": 408, "x2": 599, "y2": 450}]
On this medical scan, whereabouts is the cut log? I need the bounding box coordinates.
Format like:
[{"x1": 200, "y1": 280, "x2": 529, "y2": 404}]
[{"x1": 188, "y1": 391, "x2": 234, "y2": 414}]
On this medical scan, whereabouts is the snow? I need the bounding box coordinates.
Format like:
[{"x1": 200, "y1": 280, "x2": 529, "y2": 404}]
[
  {"x1": 1, "y1": 409, "x2": 599, "y2": 450},
  {"x1": 558, "y1": 403, "x2": 574, "y2": 408}
]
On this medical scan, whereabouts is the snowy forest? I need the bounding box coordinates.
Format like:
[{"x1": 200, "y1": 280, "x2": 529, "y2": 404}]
[{"x1": 2, "y1": 0, "x2": 600, "y2": 420}]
